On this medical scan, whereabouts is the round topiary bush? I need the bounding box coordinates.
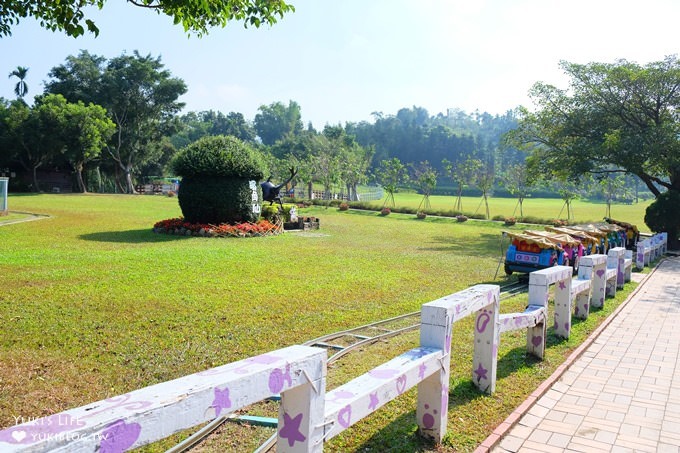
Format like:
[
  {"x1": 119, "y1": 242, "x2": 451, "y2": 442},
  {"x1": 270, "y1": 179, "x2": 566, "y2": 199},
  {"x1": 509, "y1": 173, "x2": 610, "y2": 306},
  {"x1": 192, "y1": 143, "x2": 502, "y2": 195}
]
[
  {"x1": 644, "y1": 190, "x2": 680, "y2": 248},
  {"x1": 172, "y1": 135, "x2": 266, "y2": 224}
]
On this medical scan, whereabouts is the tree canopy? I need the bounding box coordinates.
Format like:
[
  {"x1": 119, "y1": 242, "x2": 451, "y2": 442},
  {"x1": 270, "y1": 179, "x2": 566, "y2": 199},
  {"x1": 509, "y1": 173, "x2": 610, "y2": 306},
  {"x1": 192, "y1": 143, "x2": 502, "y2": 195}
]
[
  {"x1": 507, "y1": 56, "x2": 680, "y2": 198},
  {"x1": 46, "y1": 51, "x2": 187, "y2": 193},
  {"x1": 0, "y1": 0, "x2": 295, "y2": 37}
]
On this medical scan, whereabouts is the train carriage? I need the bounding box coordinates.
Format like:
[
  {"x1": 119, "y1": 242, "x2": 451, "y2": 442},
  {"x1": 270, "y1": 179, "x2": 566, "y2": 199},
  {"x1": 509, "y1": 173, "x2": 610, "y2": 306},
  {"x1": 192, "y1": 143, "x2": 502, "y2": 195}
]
[
  {"x1": 523, "y1": 229, "x2": 584, "y2": 268},
  {"x1": 503, "y1": 231, "x2": 570, "y2": 275},
  {"x1": 545, "y1": 226, "x2": 600, "y2": 255}
]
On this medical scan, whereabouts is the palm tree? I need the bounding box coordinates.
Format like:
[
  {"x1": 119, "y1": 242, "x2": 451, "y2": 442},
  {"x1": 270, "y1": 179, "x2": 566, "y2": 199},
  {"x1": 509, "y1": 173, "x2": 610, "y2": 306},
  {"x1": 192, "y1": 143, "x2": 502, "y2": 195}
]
[{"x1": 8, "y1": 66, "x2": 29, "y2": 98}]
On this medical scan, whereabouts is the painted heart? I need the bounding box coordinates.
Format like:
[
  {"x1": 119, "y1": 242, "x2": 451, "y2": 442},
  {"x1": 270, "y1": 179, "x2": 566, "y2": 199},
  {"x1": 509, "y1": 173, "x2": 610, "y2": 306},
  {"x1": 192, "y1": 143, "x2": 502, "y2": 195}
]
[
  {"x1": 531, "y1": 335, "x2": 542, "y2": 347},
  {"x1": 396, "y1": 374, "x2": 407, "y2": 394},
  {"x1": 596, "y1": 269, "x2": 605, "y2": 278},
  {"x1": 11, "y1": 431, "x2": 26, "y2": 442},
  {"x1": 338, "y1": 405, "x2": 352, "y2": 428}
]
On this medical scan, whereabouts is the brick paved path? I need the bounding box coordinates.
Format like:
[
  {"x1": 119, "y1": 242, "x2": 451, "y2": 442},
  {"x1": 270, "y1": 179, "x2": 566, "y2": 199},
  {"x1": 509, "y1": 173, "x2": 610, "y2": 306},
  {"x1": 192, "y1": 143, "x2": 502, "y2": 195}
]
[{"x1": 490, "y1": 256, "x2": 680, "y2": 452}]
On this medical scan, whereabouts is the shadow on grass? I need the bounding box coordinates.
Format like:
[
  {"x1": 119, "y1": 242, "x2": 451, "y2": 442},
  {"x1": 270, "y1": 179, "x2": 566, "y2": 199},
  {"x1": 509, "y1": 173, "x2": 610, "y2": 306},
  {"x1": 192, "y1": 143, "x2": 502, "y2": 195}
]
[
  {"x1": 497, "y1": 345, "x2": 542, "y2": 380},
  {"x1": 349, "y1": 408, "x2": 437, "y2": 452},
  {"x1": 79, "y1": 229, "x2": 191, "y2": 243}
]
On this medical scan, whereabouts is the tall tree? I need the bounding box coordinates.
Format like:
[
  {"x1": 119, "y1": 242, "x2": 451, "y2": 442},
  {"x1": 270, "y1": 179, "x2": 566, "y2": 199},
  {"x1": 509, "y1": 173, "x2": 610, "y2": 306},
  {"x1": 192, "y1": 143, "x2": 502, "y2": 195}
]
[
  {"x1": 442, "y1": 156, "x2": 482, "y2": 213},
  {"x1": 473, "y1": 159, "x2": 494, "y2": 220},
  {"x1": 0, "y1": 0, "x2": 294, "y2": 37},
  {"x1": 1, "y1": 96, "x2": 66, "y2": 191},
  {"x1": 340, "y1": 143, "x2": 374, "y2": 201},
  {"x1": 500, "y1": 162, "x2": 534, "y2": 218},
  {"x1": 8, "y1": 66, "x2": 29, "y2": 99},
  {"x1": 46, "y1": 51, "x2": 187, "y2": 193},
  {"x1": 60, "y1": 99, "x2": 116, "y2": 192},
  {"x1": 254, "y1": 100, "x2": 303, "y2": 145},
  {"x1": 410, "y1": 160, "x2": 437, "y2": 211},
  {"x1": 376, "y1": 157, "x2": 408, "y2": 208},
  {"x1": 507, "y1": 56, "x2": 680, "y2": 199}
]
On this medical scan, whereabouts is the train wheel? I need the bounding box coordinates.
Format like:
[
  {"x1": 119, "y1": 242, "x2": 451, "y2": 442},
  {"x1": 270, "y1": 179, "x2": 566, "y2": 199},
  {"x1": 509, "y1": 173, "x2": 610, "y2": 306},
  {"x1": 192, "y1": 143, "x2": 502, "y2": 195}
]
[{"x1": 504, "y1": 262, "x2": 512, "y2": 275}]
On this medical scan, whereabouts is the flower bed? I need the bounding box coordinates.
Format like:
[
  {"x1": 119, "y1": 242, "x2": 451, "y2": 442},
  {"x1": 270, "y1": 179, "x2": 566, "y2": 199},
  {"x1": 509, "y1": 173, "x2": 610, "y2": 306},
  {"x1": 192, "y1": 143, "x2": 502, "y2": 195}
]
[{"x1": 153, "y1": 218, "x2": 282, "y2": 238}]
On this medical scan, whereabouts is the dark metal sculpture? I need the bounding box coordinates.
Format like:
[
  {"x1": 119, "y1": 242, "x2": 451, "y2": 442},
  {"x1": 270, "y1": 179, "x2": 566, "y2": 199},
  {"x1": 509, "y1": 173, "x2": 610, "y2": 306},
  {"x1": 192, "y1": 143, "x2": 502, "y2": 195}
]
[{"x1": 261, "y1": 167, "x2": 297, "y2": 209}]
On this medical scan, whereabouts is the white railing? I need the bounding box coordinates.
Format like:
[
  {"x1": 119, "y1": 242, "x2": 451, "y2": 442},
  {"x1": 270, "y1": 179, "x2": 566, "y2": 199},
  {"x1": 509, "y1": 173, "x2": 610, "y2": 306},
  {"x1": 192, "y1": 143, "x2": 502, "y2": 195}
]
[
  {"x1": 0, "y1": 239, "x2": 660, "y2": 452},
  {"x1": 636, "y1": 232, "x2": 667, "y2": 269}
]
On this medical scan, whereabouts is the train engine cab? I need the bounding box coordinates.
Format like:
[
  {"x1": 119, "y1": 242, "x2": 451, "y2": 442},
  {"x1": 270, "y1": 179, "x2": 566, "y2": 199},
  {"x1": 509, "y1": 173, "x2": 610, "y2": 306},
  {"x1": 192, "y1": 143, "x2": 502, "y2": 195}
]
[{"x1": 504, "y1": 232, "x2": 568, "y2": 275}]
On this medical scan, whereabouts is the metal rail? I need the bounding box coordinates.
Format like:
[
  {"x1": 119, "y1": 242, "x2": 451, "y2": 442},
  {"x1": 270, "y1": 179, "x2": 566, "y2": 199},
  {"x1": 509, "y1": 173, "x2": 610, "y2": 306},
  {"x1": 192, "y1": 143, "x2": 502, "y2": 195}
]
[{"x1": 166, "y1": 282, "x2": 528, "y2": 453}]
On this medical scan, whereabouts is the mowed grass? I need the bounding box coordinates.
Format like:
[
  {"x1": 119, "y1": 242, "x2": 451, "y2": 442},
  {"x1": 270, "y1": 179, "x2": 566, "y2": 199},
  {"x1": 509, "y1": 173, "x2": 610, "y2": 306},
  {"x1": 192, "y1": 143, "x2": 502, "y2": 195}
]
[
  {"x1": 365, "y1": 193, "x2": 654, "y2": 232},
  {"x1": 0, "y1": 194, "x2": 647, "y2": 451}
]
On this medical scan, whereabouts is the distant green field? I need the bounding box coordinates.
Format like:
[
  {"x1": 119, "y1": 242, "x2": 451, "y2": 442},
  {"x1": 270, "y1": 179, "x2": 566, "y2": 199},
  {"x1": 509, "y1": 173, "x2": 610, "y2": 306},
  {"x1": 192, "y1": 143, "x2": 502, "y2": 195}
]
[
  {"x1": 0, "y1": 193, "x2": 647, "y2": 452},
  {"x1": 363, "y1": 192, "x2": 653, "y2": 232}
]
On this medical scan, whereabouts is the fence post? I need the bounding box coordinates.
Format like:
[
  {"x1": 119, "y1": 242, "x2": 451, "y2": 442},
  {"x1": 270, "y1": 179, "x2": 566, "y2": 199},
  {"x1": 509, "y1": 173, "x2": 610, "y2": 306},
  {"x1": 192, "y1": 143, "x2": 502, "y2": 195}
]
[
  {"x1": 278, "y1": 365, "x2": 326, "y2": 452},
  {"x1": 417, "y1": 285, "x2": 499, "y2": 442},
  {"x1": 636, "y1": 241, "x2": 645, "y2": 270},
  {"x1": 526, "y1": 272, "x2": 548, "y2": 358},
  {"x1": 578, "y1": 254, "x2": 607, "y2": 311}
]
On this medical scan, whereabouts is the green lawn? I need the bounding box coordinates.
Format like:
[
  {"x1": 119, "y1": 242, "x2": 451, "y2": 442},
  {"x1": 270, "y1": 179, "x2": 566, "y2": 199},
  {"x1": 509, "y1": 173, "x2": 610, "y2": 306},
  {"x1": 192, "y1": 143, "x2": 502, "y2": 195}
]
[{"x1": 0, "y1": 193, "x2": 648, "y2": 452}]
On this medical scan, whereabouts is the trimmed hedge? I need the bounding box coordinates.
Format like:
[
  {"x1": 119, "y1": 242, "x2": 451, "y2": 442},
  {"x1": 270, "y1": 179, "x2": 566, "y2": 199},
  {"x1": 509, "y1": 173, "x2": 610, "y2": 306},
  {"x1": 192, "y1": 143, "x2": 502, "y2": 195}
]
[
  {"x1": 172, "y1": 136, "x2": 266, "y2": 224},
  {"x1": 172, "y1": 135, "x2": 266, "y2": 179},
  {"x1": 177, "y1": 176, "x2": 261, "y2": 224}
]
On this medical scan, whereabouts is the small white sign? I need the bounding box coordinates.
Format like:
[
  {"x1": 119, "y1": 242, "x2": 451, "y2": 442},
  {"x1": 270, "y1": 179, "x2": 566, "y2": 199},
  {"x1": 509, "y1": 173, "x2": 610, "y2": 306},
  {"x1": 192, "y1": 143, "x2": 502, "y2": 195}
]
[{"x1": 249, "y1": 180, "x2": 257, "y2": 190}]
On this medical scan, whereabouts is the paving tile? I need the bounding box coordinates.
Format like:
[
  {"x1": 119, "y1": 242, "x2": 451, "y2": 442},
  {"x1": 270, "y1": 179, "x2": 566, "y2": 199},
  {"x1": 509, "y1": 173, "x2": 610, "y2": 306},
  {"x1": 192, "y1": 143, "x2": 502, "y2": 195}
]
[
  {"x1": 527, "y1": 429, "x2": 552, "y2": 443},
  {"x1": 610, "y1": 446, "x2": 635, "y2": 453},
  {"x1": 639, "y1": 426, "x2": 660, "y2": 441},
  {"x1": 547, "y1": 432, "x2": 571, "y2": 448},
  {"x1": 520, "y1": 440, "x2": 564, "y2": 453},
  {"x1": 657, "y1": 443, "x2": 680, "y2": 453},
  {"x1": 618, "y1": 422, "x2": 640, "y2": 437},
  {"x1": 593, "y1": 428, "x2": 618, "y2": 444},
  {"x1": 498, "y1": 434, "x2": 524, "y2": 452},
  {"x1": 569, "y1": 435, "x2": 617, "y2": 451},
  {"x1": 517, "y1": 413, "x2": 541, "y2": 428}
]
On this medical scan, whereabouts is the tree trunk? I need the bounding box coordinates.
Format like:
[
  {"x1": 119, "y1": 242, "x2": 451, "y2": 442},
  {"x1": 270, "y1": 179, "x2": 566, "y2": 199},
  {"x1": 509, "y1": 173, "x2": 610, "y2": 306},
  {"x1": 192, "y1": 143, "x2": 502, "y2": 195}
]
[
  {"x1": 307, "y1": 181, "x2": 313, "y2": 200},
  {"x1": 125, "y1": 164, "x2": 136, "y2": 194},
  {"x1": 637, "y1": 172, "x2": 661, "y2": 197},
  {"x1": 456, "y1": 183, "x2": 463, "y2": 212},
  {"x1": 32, "y1": 164, "x2": 41, "y2": 193},
  {"x1": 75, "y1": 163, "x2": 87, "y2": 193}
]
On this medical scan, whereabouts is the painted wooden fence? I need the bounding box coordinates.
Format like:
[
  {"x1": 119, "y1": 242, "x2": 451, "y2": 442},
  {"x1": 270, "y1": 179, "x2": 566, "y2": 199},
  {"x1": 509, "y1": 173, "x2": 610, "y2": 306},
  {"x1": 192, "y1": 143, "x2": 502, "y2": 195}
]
[
  {"x1": 636, "y1": 233, "x2": 668, "y2": 269},
  {"x1": 475, "y1": 248, "x2": 635, "y2": 392},
  {"x1": 0, "y1": 234, "x2": 667, "y2": 452},
  {"x1": 0, "y1": 345, "x2": 327, "y2": 452}
]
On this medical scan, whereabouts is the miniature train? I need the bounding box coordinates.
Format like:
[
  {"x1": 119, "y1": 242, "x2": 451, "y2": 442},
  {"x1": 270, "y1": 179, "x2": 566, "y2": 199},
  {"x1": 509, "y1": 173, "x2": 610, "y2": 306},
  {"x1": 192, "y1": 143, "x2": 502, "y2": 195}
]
[{"x1": 503, "y1": 218, "x2": 639, "y2": 275}]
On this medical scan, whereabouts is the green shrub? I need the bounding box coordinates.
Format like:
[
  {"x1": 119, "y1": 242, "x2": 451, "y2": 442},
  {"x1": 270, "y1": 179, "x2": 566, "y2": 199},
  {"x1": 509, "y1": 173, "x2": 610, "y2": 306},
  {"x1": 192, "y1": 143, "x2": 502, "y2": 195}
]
[
  {"x1": 645, "y1": 190, "x2": 680, "y2": 247},
  {"x1": 261, "y1": 203, "x2": 297, "y2": 222},
  {"x1": 177, "y1": 176, "x2": 260, "y2": 224},
  {"x1": 172, "y1": 135, "x2": 266, "y2": 179},
  {"x1": 172, "y1": 136, "x2": 266, "y2": 224}
]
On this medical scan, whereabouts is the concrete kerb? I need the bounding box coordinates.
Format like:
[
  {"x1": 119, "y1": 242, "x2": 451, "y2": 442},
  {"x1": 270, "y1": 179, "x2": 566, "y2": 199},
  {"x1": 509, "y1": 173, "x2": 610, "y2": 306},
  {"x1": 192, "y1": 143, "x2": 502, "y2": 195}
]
[
  {"x1": 0, "y1": 211, "x2": 50, "y2": 226},
  {"x1": 474, "y1": 260, "x2": 663, "y2": 453}
]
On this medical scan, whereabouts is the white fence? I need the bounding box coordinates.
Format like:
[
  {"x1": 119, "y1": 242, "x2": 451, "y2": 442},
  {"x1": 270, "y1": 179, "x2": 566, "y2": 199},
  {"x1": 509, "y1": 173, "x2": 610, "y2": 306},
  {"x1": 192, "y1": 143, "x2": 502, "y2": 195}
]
[{"x1": 0, "y1": 236, "x2": 667, "y2": 452}]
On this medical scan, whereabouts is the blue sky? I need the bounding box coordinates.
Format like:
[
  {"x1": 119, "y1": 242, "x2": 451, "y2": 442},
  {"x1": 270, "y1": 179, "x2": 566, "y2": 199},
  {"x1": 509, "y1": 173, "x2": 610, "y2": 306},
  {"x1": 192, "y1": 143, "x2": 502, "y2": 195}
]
[{"x1": 2, "y1": 0, "x2": 680, "y2": 129}]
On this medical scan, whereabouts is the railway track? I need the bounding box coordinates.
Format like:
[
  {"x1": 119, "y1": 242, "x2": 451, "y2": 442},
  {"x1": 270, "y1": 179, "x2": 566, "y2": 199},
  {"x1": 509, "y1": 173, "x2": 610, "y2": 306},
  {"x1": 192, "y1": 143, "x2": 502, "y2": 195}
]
[{"x1": 166, "y1": 280, "x2": 528, "y2": 453}]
